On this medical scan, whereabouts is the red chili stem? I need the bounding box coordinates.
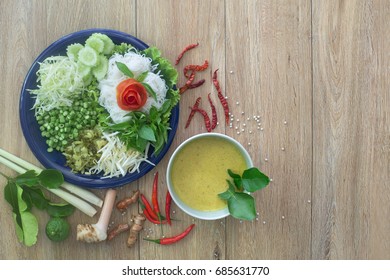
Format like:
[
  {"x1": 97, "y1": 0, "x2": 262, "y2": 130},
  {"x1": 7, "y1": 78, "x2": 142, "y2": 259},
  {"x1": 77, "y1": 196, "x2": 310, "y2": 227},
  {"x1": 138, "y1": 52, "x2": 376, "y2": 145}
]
[
  {"x1": 185, "y1": 97, "x2": 202, "y2": 129},
  {"x1": 207, "y1": 93, "x2": 218, "y2": 130},
  {"x1": 165, "y1": 191, "x2": 172, "y2": 226},
  {"x1": 212, "y1": 69, "x2": 229, "y2": 124},
  {"x1": 184, "y1": 60, "x2": 209, "y2": 78},
  {"x1": 191, "y1": 106, "x2": 212, "y2": 132},
  {"x1": 140, "y1": 194, "x2": 158, "y2": 220},
  {"x1": 175, "y1": 43, "x2": 199, "y2": 65},
  {"x1": 144, "y1": 224, "x2": 195, "y2": 245}
]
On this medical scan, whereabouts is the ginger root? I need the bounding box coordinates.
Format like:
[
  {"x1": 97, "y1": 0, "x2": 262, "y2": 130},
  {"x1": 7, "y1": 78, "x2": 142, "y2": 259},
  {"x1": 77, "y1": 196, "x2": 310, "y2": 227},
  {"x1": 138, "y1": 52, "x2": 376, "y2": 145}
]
[
  {"x1": 127, "y1": 213, "x2": 146, "y2": 247},
  {"x1": 116, "y1": 190, "x2": 140, "y2": 212}
]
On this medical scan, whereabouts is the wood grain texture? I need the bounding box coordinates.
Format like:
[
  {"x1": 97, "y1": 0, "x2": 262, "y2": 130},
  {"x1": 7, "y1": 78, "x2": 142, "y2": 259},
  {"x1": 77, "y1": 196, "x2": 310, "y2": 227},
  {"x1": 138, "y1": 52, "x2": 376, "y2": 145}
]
[
  {"x1": 0, "y1": 0, "x2": 389, "y2": 260},
  {"x1": 312, "y1": 0, "x2": 390, "y2": 259},
  {"x1": 225, "y1": 0, "x2": 312, "y2": 259}
]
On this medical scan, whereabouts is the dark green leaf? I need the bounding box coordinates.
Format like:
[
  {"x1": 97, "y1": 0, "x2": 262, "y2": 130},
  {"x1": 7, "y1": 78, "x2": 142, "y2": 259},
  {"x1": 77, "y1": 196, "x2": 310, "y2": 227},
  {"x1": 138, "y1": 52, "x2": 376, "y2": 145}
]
[
  {"x1": 141, "y1": 82, "x2": 157, "y2": 101},
  {"x1": 139, "y1": 125, "x2": 156, "y2": 142},
  {"x1": 4, "y1": 181, "x2": 19, "y2": 214},
  {"x1": 227, "y1": 192, "x2": 256, "y2": 220},
  {"x1": 15, "y1": 170, "x2": 39, "y2": 187},
  {"x1": 47, "y1": 203, "x2": 75, "y2": 218},
  {"x1": 135, "y1": 136, "x2": 148, "y2": 152},
  {"x1": 38, "y1": 169, "x2": 64, "y2": 189},
  {"x1": 242, "y1": 167, "x2": 270, "y2": 192},
  {"x1": 22, "y1": 187, "x2": 48, "y2": 210},
  {"x1": 227, "y1": 169, "x2": 243, "y2": 190},
  {"x1": 137, "y1": 71, "x2": 149, "y2": 82},
  {"x1": 115, "y1": 61, "x2": 134, "y2": 78},
  {"x1": 218, "y1": 180, "x2": 236, "y2": 200}
]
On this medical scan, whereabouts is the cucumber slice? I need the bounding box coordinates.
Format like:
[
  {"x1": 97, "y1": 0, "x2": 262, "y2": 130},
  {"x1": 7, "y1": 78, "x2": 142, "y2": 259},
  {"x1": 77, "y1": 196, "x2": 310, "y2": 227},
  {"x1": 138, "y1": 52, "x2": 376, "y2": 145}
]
[
  {"x1": 77, "y1": 61, "x2": 91, "y2": 78},
  {"x1": 92, "y1": 33, "x2": 115, "y2": 55},
  {"x1": 66, "y1": 43, "x2": 83, "y2": 61},
  {"x1": 92, "y1": 55, "x2": 108, "y2": 81},
  {"x1": 85, "y1": 37, "x2": 104, "y2": 53},
  {"x1": 78, "y1": 46, "x2": 98, "y2": 67},
  {"x1": 83, "y1": 73, "x2": 93, "y2": 86}
]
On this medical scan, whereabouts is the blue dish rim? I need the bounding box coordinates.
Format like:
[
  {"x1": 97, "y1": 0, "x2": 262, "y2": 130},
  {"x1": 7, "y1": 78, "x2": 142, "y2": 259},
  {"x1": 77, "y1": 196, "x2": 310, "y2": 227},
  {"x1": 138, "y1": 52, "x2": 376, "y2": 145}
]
[{"x1": 19, "y1": 28, "x2": 179, "y2": 189}]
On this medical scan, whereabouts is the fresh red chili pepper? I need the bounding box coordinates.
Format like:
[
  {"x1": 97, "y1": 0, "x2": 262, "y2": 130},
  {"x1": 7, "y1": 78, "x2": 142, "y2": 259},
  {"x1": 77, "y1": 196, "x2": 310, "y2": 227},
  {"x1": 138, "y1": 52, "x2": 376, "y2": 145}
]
[
  {"x1": 144, "y1": 224, "x2": 195, "y2": 245},
  {"x1": 208, "y1": 93, "x2": 217, "y2": 130},
  {"x1": 140, "y1": 193, "x2": 159, "y2": 221},
  {"x1": 185, "y1": 97, "x2": 202, "y2": 129},
  {"x1": 184, "y1": 60, "x2": 209, "y2": 78},
  {"x1": 151, "y1": 172, "x2": 164, "y2": 234},
  {"x1": 191, "y1": 106, "x2": 212, "y2": 132},
  {"x1": 165, "y1": 190, "x2": 172, "y2": 226},
  {"x1": 175, "y1": 43, "x2": 199, "y2": 65},
  {"x1": 187, "y1": 79, "x2": 205, "y2": 89},
  {"x1": 212, "y1": 69, "x2": 229, "y2": 124}
]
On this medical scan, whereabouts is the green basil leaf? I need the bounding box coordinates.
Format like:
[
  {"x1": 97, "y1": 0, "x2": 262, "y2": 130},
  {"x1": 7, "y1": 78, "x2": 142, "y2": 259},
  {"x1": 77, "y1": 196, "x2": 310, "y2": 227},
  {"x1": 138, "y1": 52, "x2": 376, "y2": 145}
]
[
  {"x1": 242, "y1": 167, "x2": 270, "y2": 192},
  {"x1": 141, "y1": 82, "x2": 158, "y2": 101},
  {"x1": 160, "y1": 100, "x2": 171, "y2": 114},
  {"x1": 38, "y1": 169, "x2": 64, "y2": 189},
  {"x1": 115, "y1": 61, "x2": 134, "y2": 78},
  {"x1": 15, "y1": 170, "x2": 39, "y2": 187},
  {"x1": 137, "y1": 71, "x2": 149, "y2": 82},
  {"x1": 139, "y1": 125, "x2": 156, "y2": 142},
  {"x1": 227, "y1": 192, "x2": 256, "y2": 220},
  {"x1": 47, "y1": 203, "x2": 75, "y2": 218}
]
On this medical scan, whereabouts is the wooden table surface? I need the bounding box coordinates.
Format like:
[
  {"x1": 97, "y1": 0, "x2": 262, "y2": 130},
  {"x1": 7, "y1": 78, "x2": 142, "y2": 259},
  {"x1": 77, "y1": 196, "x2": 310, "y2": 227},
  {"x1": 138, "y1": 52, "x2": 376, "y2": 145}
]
[{"x1": 0, "y1": 0, "x2": 389, "y2": 260}]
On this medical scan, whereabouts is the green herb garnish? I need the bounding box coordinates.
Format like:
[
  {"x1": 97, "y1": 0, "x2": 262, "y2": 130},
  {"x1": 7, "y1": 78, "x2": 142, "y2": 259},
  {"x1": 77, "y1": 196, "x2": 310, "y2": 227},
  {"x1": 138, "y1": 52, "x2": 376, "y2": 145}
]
[
  {"x1": 1, "y1": 169, "x2": 74, "y2": 246},
  {"x1": 219, "y1": 167, "x2": 270, "y2": 220}
]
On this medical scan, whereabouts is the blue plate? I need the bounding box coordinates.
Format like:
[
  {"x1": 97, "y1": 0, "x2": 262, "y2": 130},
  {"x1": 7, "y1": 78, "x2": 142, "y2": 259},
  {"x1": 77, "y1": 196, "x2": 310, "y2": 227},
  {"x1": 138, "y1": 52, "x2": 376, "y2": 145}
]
[{"x1": 19, "y1": 29, "x2": 179, "y2": 189}]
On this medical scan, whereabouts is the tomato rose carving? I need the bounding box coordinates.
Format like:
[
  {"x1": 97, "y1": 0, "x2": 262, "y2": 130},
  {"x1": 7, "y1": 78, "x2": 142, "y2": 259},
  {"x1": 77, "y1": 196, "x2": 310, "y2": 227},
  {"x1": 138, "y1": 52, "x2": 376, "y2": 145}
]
[{"x1": 116, "y1": 78, "x2": 148, "y2": 110}]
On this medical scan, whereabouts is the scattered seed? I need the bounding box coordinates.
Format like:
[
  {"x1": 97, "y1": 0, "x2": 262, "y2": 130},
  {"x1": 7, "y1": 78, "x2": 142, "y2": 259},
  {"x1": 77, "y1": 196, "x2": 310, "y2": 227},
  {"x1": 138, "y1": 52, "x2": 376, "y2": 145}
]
[
  {"x1": 237, "y1": 131, "x2": 240, "y2": 135},
  {"x1": 281, "y1": 147, "x2": 285, "y2": 151},
  {"x1": 282, "y1": 216, "x2": 285, "y2": 219},
  {"x1": 230, "y1": 70, "x2": 234, "y2": 74},
  {"x1": 236, "y1": 101, "x2": 240, "y2": 105},
  {"x1": 263, "y1": 221, "x2": 266, "y2": 224},
  {"x1": 284, "y1": 121, "x2": 288, "y2": 125},
  {"x1": 307, "y1": 200, "x2": 311, "y2": 203},
  {"x1": 248, "y1": 142, "x2": 251, "y2": 146}
]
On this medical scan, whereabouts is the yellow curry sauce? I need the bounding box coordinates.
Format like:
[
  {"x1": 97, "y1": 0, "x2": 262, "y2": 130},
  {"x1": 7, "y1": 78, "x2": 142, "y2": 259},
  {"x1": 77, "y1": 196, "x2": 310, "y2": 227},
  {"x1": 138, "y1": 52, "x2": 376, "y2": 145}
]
[{"x1": 170, "y1": 137, "x2": 248, "y2": 211}]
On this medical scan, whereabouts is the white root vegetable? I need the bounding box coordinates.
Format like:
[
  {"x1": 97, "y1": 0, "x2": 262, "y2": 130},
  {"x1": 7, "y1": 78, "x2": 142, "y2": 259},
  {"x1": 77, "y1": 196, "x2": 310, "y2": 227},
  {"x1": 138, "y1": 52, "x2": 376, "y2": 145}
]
[
  {"x1": 0, "y1": 148, "x2": 103, "y2": 207},
  {"x1": 77, "y1": 188, "x2": 117, "y2": 243},
  {"x1": 0, "y1": 154, "x2": 97, "y2": 217}
]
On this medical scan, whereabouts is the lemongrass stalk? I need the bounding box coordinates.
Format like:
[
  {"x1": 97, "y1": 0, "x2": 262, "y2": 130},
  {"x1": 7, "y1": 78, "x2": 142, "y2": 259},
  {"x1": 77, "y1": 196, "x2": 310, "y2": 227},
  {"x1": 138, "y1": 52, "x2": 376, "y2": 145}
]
[
  {"x1": 0, "y1": 148, "x2": 103, "y2": 207},
  {"x1": 0, "y1": 155, "x2": 97, "y2": 217}
]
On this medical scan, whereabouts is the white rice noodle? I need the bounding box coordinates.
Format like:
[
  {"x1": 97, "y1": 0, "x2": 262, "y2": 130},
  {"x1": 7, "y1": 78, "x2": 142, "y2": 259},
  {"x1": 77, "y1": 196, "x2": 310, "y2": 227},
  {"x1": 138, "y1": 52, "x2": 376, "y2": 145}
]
[
  {"x1": 89, "y1": 131, "x2": 154, "y2": 179},
  {"x1": 98, "y1": 51, "x2": 168, "y2": 124}
]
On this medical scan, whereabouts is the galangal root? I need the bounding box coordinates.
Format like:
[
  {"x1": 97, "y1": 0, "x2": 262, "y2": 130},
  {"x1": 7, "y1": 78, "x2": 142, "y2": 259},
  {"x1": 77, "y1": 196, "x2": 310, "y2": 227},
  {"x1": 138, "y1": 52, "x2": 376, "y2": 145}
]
[{"x1": 127, "y1": 213, "x2": 146, "y2": 247}]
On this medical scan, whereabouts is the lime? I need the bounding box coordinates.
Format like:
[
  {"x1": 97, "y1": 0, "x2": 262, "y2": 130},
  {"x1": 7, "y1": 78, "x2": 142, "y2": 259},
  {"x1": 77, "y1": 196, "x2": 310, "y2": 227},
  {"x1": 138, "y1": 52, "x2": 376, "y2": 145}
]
[{"x1": 45, "y1": 217, "x2": 70, "y2": 242}]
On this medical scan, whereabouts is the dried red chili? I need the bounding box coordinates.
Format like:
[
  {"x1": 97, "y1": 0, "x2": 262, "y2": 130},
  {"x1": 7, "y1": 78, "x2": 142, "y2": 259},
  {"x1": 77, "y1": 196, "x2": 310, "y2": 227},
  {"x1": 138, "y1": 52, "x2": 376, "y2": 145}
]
[
  {"x1": 187, "y1": 79, "x2": 205, "y2": 89},
  {"x1": 185, "y1": 97, "x2": 202, "y2": 129},
  {"x1": 191, "y1": 106, "x2": 212, "y2": 132},
  {"x1": 184, "y1": 60, "x2": 209, "y2": 78},
  {"x1": 207, "y1": 93, "x2": 217, "y2": 130},
  {"x1": 144, "y1": 224, "x2": 195, "y2": 245},
  {"x1": 175, "y1": 43, "x2": 199, "y2": 65},
  {"x1": 212, "y1": 69, "x2": 229, "y2": 124},
  {"x1": 165, "y1": 191, "x2": 172, "y2": 226},
  {"x1": 179, "y1": 71, "x2": 196, "y2": 94}
]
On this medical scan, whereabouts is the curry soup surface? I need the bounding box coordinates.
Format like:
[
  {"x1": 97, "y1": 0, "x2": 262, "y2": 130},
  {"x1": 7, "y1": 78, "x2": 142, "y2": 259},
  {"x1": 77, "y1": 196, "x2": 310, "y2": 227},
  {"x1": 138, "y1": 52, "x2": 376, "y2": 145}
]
[{"x1": 171, "y1": 137, "x2": 248, "y2": 211}]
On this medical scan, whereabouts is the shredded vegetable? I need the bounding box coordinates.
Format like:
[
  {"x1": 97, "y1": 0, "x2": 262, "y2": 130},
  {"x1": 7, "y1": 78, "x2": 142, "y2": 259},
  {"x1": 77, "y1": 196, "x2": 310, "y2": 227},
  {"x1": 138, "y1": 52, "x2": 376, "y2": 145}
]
[{"x1": 89, "y1": 132, "x2": 154, "y2": 178}]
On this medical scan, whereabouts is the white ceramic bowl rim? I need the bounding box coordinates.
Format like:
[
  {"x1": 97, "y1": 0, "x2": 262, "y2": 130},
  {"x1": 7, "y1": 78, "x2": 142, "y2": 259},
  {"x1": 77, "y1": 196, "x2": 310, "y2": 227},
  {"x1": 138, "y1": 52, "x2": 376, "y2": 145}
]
[{"x1": 166, "y1": 132, "x2": 253, "y2": 220}]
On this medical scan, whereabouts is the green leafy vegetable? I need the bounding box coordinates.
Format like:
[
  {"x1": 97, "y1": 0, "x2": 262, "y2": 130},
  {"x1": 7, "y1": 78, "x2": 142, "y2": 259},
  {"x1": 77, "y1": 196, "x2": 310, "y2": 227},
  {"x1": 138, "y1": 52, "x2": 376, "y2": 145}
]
[
  {"x1": 1, "y1": 169, "x2": 74, "y2": 246},
  {"x1": 219, "y1": 167, "x2": 270, "y2": 220}
]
